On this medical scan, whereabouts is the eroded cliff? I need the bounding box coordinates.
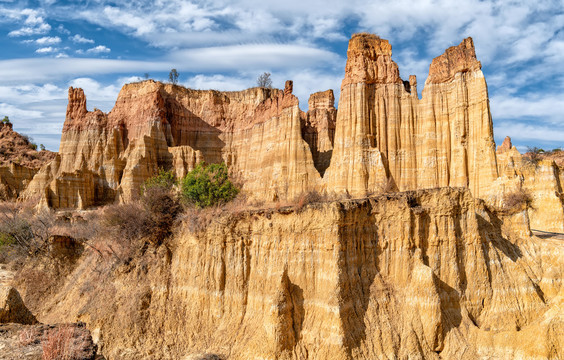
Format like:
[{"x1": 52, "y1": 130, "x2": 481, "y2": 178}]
[
  {"x1": 324, "y1": 35, "x2": 498, "y2": 198},
  {"x1": 16, "y1": 188, "x2": 563, "y2": 359}
]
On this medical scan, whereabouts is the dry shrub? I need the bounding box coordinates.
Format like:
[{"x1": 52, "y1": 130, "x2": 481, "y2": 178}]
[
  {"x1": 0, "y1": 200, "x2": 56, "y2": 263},
  {"x1": 502, "y1": 188, "x2": 533, "y2": 212},
  {"x1": 141, "y1": 186, "x2": 182, "y2": 243},
  {"x1": 19, "y1": 327, "x2": 40, "y2": 347},
  {"x1": 101, "y1": 202, "x2": 149, "y2": 241},
  {"x1": 181, "y1": 206, "x2": 222, "y2": 234},
  {"x1": 42, "y1": 325, "x2": 87, "y2": 360},
  {"x1": 294, "y1": 190, "x2": 327, "y2": 211},
  {"x1": 101, "y1": 187, "x2": 181, "y2": 246}
]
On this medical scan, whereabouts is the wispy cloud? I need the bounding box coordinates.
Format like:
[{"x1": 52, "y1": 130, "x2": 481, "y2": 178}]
[
  {"x1": 69, "y1": 34, "x2": 94, "y2": 44},
  {"x1": 35, "y1": 46, "x2": 57, "y2": 53},
  {"x1": 34, "y1": 36, "x2": 61, "y2": 45},
  {"x1": 7, "y1": 8, "x2": 51, "y2": 36}
]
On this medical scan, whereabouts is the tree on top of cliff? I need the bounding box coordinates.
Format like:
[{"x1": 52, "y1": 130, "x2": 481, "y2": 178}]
[
  {"x1": 169, "y1": 69, "x2": 179, "y2": 85},
  {"x1": 257, "y1": 72, "x2": 272, "y2": 88},
  {"x1": 2, "y1": 116, "x2": 10, "y2": 124}
]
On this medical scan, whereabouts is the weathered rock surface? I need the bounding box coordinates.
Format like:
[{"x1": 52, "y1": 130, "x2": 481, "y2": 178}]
[
  {"x1": 494, "y1": 136, "x2": 564, "y2": 232},
  {"x1": 324, "y1": 35, "x2": 498, "y2": 198},
  {"x1": 17, "y1": 188, "x2": 563, "y2": 359},
  {"x1": 25, "y1": 80, "x2": 320, "y2": 206},
  {"x1": 302, "y1": 90, "x2": 336, "y2": 175},
  {"x1": 0, "y1": 286, "x2": 37, "y2": 325},
  {"x1": 0, "y1": 122, "x2": 56, "y2": 200}
]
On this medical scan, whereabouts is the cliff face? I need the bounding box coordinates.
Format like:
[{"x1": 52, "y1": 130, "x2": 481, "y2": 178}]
[
  {"x1": 19, "y1": 32, "x2": 562, "y2": 239},
  {"x1": 25, "y1": 81, "x2": 320, "y2": 207},
  {"x1": 324, "y1": 35, "x2": 498, "y2": 197},
  {"x1": 495, "y1": 136, "x2": 564, "y2": 232},
  {"x1": 22, "y1": 188, "x2": 563, "y2": 359},
  {"x1": 0, "y1": 123, "x2": 56, "y2": 201}
]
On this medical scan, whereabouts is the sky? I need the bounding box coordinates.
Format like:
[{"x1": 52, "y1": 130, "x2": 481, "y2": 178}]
[{"x1": 1, "y1": 0, "x2": 564, "y2": 152}]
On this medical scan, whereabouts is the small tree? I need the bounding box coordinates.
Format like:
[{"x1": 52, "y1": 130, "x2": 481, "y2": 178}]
[
  {"x1": 257, "y1": 72, "x2": 272, "y2": 88},
  {"x1": 39, "y1": 144, "x2": 46, "y2": 151},
  {"x1": 180, "y1": 163, "x2": 239, "y2": 208},
  {"x1": 144, "y1": 73, "x2": 150, "y2": 80},
  {"x1": 169, "y1": 69, "x2": 179, "y2": 85},
  {"x1": 2, "y1": 116, "x2": 9, "y2": 124}
]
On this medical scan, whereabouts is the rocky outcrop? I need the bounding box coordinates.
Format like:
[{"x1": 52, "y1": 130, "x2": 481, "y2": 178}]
[
  {"x1": 325, "y1": 35, "x2": 498, "y2": 198},
  {"x1": 20, "y1": 33, "x2": 562, "y2": 239},
  {"x1": 26, "y1": 80, "x2": 321, "y2": 207},
  {"x1": 0, "y1": 122, "x2": 56, "y2": 200},
  {"x1": 494, "y1": 136, "x2": 564, "y2": 232},
  {"x1": 19, "y1": 188, "x2": 563, "y2": 359},
  {"x1": 302, "y1": 90, "x2": 336, "y2": 175},
  {"x1": 0, "y1": 286, "x2": 37, "y2": 325}
]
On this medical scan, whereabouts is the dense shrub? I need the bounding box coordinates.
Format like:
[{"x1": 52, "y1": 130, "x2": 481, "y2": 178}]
[{"x1": 180, "y1": 163, "x2": 239, "y2": 208}]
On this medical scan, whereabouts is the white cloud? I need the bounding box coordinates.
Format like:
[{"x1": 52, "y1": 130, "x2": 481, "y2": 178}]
[
  {"x1": 0, "y1": 58, "x2": 173, "y2": 84},
  {"x1": 56, "y1": 24, "x2": 70, "y2": 35},
  {"x1": 35, "y1": 36, "x2": 61, "y2": 45},
  {"x1": 494, "y1": 122, "x2": 564, "y2": 144},
  {"x1": 85, "y1": 45, "x2": 111, "y2": 54},
  {"x1": 70, "y1": 34, "x2": 94, "y2": 44},
  {"x1": 7, "y1": 8, "x2": 51, "y2": 36},
  {"x1": 170, "y1": 44, "x2": 341, "y2": 72},
  {"x1": 35, "y1": 46, "x2": 57, "y2": 53},
  {"x1": 68, "y1": 78, "x2": 120, "y2": 102}
]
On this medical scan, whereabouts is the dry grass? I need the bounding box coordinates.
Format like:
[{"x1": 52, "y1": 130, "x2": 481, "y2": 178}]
[
  {"x1": 41, "y1": 325, "x2": 89, "y2": 360},
  {"x1": 19, "y1": 327, "x2": 40, "y2": 347},
  {"x1": 501, "y1": 187, "x2": 533, "y2": 213}
]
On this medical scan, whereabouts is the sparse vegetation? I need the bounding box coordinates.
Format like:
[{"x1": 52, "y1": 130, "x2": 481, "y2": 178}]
[
  {"x1": 40, "y1": 144, "x2": 46, "y2": 151},
  {"x1": 294, "y1": 190, "x2": 327, "y2": 211},
  {"x1": 526, "y1": 146, "x2": 544, "y2": 164},
  {"x1": 180, "y1": 163, "x2": 239, "y2": 208},
  {"x1": 501, "y1": 187, "x2": 533, "y2": 213},
  {"x1": 2, "y1": 116, "x2": 10, "y2": 124},
  {"x1": 169, "y1": 68, "x2": 179, "y2": 85},
  {"x1": 142, "y1": 168, "x2": 176, "y2": 193},
  {"x1": 256, "y1": 72, "x2": 272, "y2": 88}
]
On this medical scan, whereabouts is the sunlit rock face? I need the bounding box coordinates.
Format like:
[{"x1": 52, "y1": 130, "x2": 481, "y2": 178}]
[{"x1": 325, "y1": 34, "x2": 498, "y2": 198}]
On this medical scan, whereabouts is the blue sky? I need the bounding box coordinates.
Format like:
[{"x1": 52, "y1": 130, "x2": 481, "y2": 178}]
[{"x1": 1, "y1": 0, "x2": 563, "y2": 152}]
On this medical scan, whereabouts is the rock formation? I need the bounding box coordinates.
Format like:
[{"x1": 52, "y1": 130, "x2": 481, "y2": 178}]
[
  {"x1": 302, "y1": 90, "x2": 336, "y2": 175},
  {"x1": 0, "y1": 122, "x2": 55, "y2": 200},
  {"x1": 0, "y1": 286, "x2": 37, "y2": 325},
  {"x1": 13, "y1": 33, "x2": 564, "y2": 236},
  {"x1": 324, "y1": 34, "x2": 498, "y2": 198},
  {"x1": 25, "y1": 80, "x2": 320, "y2": 207},
  {"x1": 17, "y1": 188, "x2": 563, "y2": 359},
  {"x1": 495, "y1": 136, "x2": 564, "y2": 232}
]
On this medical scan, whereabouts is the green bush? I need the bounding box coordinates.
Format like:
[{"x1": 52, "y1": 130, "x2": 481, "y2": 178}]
[
  {"x1": 180, "y1": 163, "x2": 238, "y2": 208},
  {"x1": 143, "y1": 169, "x2": 176, "y2": 192}
]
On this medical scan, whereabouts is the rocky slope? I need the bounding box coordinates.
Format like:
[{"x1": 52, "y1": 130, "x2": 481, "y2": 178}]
[{"x1": 14, "y1": 188, "x2": 563, "y2": 359}]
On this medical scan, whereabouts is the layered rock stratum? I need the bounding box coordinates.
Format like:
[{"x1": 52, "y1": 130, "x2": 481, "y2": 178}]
[
  {"x1": 0, "y1": 122, "x2": 55, "y2": 200},
  {"x1": 15, "y1": 188, "x2": 564, "y2": 359}
]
